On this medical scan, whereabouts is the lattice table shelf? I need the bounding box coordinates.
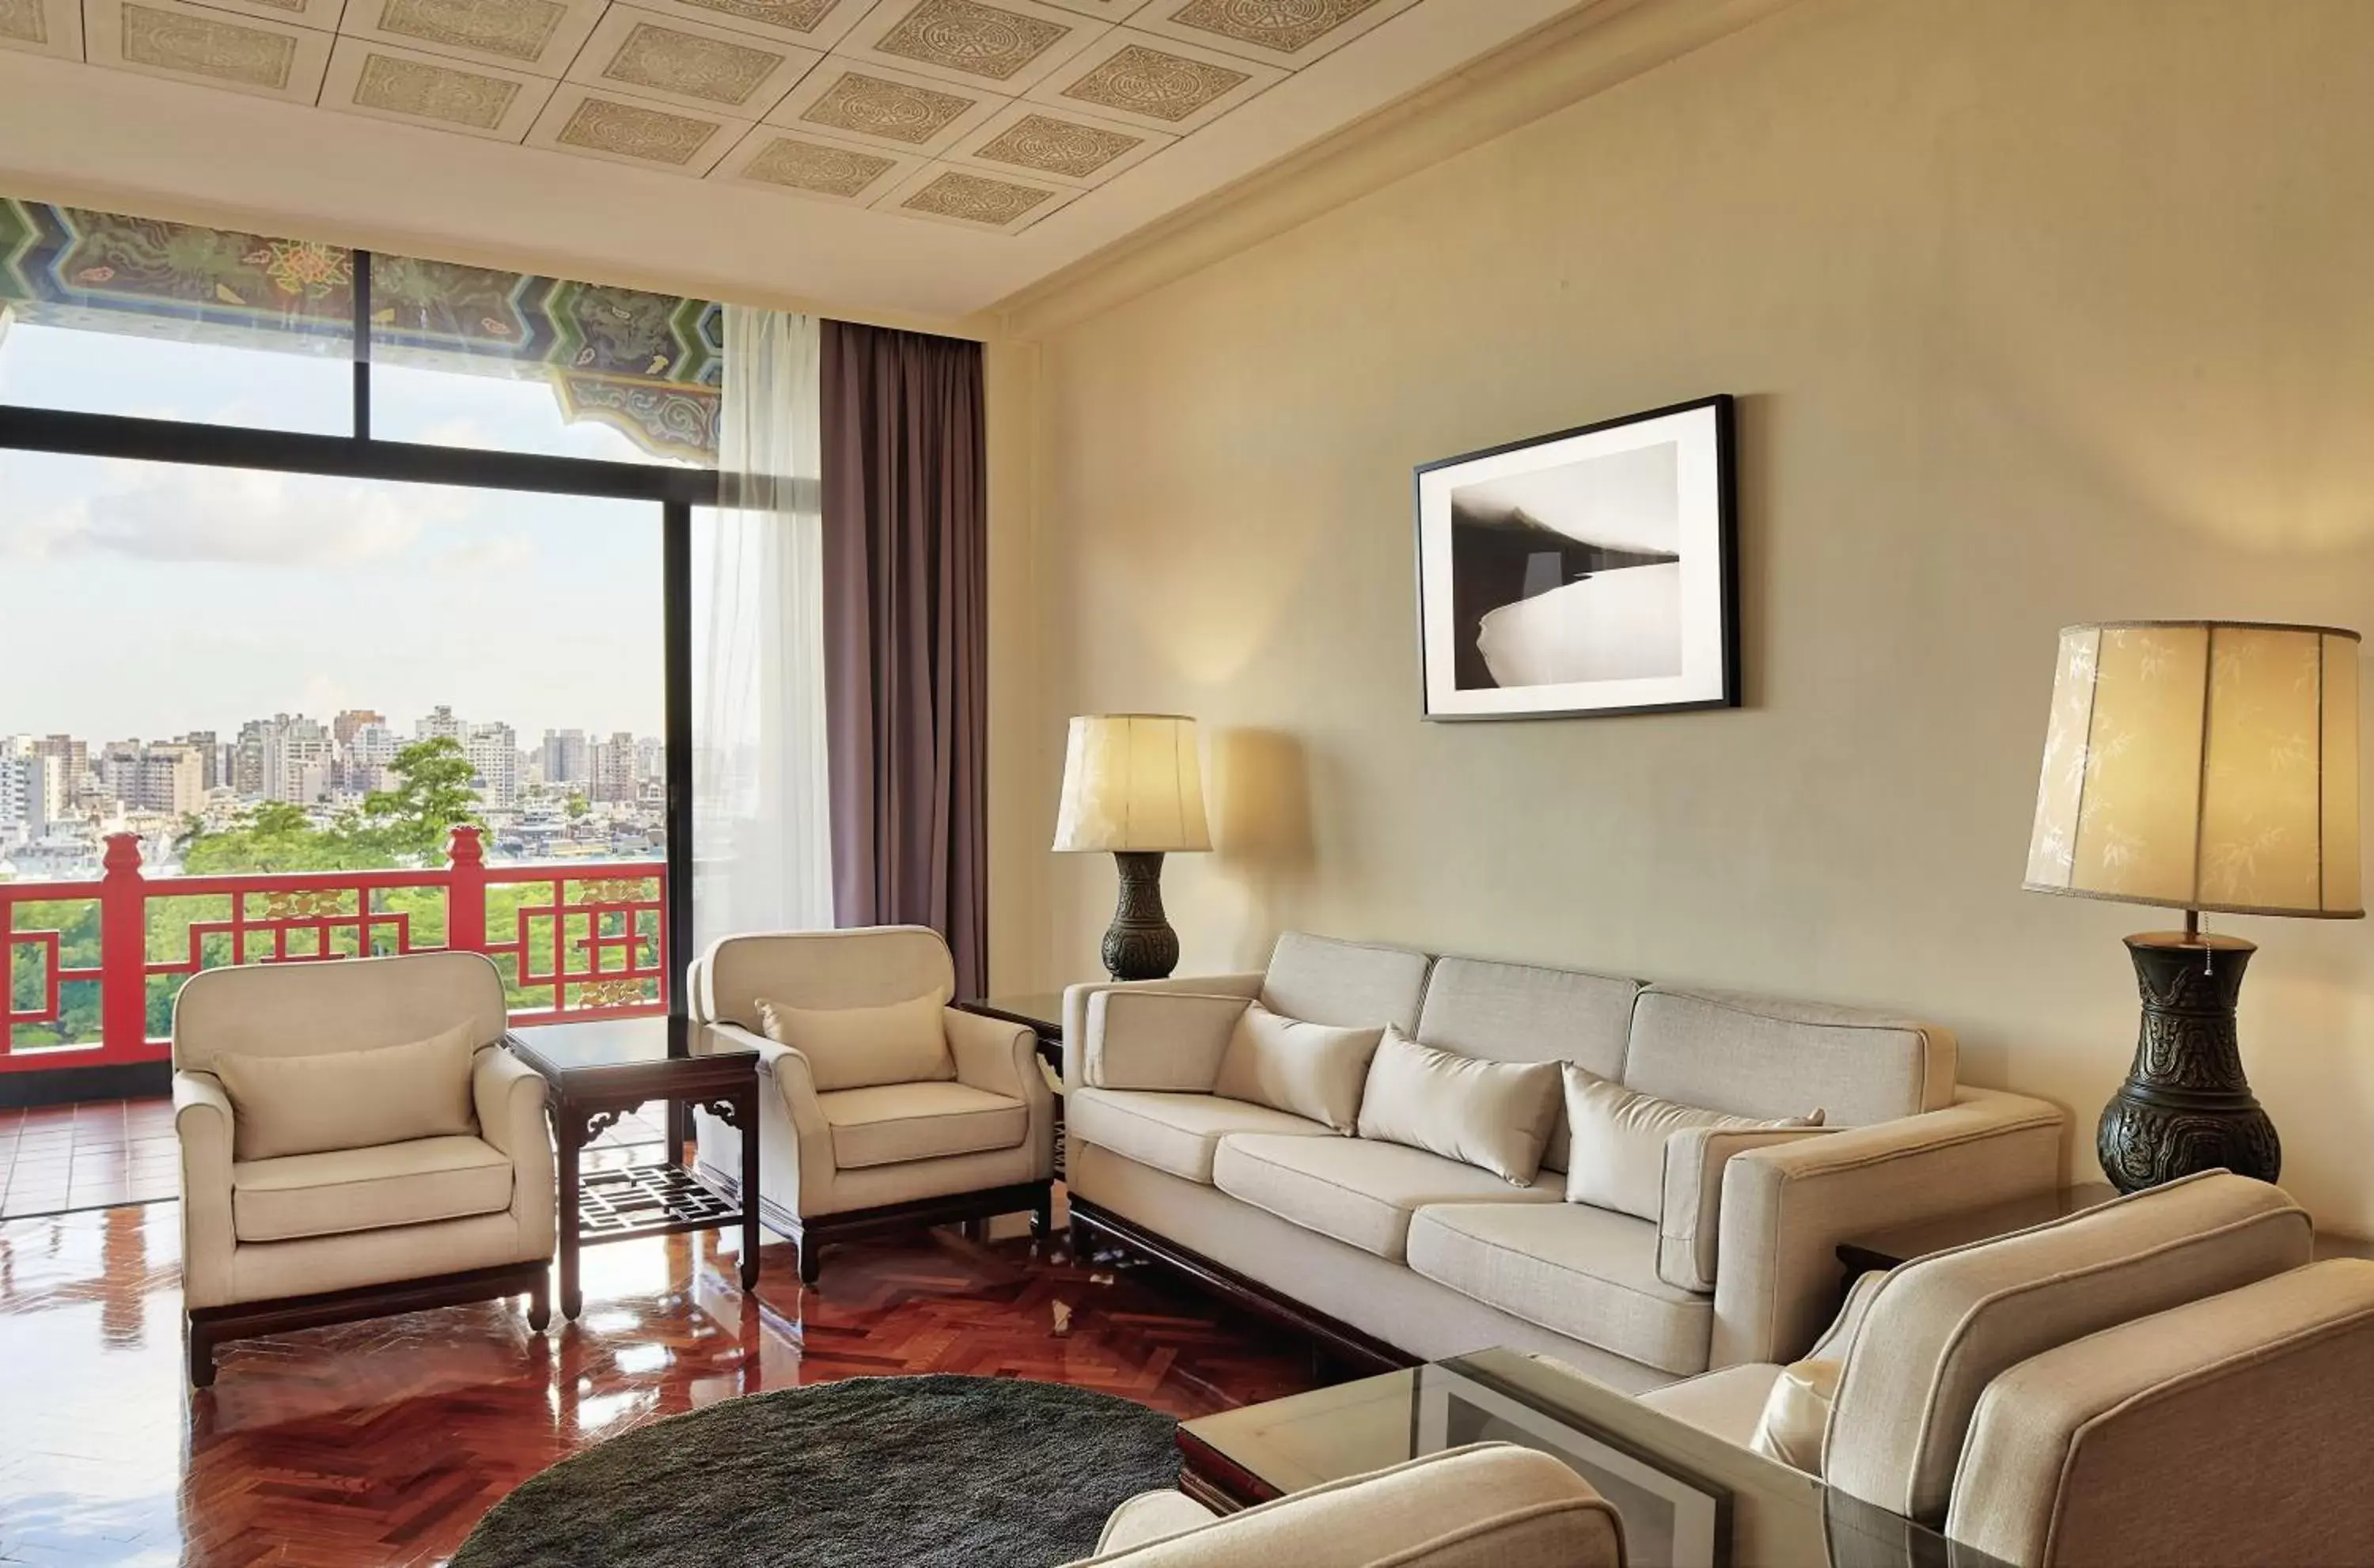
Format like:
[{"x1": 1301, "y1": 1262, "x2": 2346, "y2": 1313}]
[{"x1": 578, "y1": 1164, "x2": 742, "y2": 1242}]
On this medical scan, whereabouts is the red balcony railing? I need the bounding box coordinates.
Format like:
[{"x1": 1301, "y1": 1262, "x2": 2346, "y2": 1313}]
[{"x1": 0, "y1": 826, "x2": 666, "y2": 1074}]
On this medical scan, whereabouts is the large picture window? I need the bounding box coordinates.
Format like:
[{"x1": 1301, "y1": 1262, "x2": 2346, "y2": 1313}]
[{"x1": 0, "y1": 196, "x2": 713, "y2": 1088}]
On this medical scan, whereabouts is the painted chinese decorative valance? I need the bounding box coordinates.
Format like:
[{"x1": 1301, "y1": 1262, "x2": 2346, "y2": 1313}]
[{"x1": 0, "y1": 199, "x2": 720, "y2": 463}]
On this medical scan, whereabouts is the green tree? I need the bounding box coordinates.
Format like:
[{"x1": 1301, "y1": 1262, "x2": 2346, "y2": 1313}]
[
  {"x1": 564, "y1": 792, "x2": 590, "y2": 820},
  {"x1": 182, "y1": 801, "x2": 386, "y2": 873},
  {"x1": 362, "y1": 737, "x2": 487, "y2": 864}
]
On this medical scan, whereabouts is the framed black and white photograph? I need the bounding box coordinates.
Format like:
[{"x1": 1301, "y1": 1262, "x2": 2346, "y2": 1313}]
[
  {"x1": 1411, "y1": 1362, "x2": 1729, "y2": 1568},
  {"x1": 1415, "y1": 395, "x2": 1738, "y2": 720}
]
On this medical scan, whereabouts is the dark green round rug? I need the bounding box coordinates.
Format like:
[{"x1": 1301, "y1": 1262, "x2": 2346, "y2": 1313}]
[{"x1": 451, "y1": 1374, "x2": 1182, "y2": 1568}]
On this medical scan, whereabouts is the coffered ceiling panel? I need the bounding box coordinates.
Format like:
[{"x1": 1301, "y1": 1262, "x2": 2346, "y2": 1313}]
[
  {"x1": 566, "y1": 4, "x2": 818, "y2": 116},
  {"x1": 340, "y1": 0, "x2": 607, "y2": 76},
  {"x1": 185, "y1": 0, "x2": 347, "y2": 33},
  {"x1": 1128, "y1": 0, "x2": 1424, "y2": 69},
  {"x1": 0, "y1": 0, "x2": 1617, "y2": 297},
  {"x1": 764, "y1": 57, "x2": 1003, "y2": 157},
  {"x1": 834, "y1": 0, "x2": 1105, "y2": 94},
  {"x1": 715, "y1": 121, "x2": 923, "y2": 203},
  {"x1": 322, "y1": 32, "x2": 554, "y2": 137},
  {"x1": 525, "y1": 80, "x2": 745, "y2": 172},
  {"x1": 626, "y1": 0, "x2": 871, "y2": 50},
  {"x1": 86, "y1": 0, "x2": 328, "y2": 99},
  {"x1": 0, "y1": 0, "x2": 83, "y2": 59},
  {"x1": 1024, "y1": 25, "x2": 1280, "y2": 134},
  {"x1": 945, "y1": 99, "x2": 1168, "y2": 188},
  {"x1": 878, "y1": 158, "x2": 1075, "y2": 233}
]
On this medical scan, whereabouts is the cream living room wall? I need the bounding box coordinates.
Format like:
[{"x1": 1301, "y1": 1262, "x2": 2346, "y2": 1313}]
[{"x1": 1006, "y1": 0, "x2": 2374, "y2": 1233}]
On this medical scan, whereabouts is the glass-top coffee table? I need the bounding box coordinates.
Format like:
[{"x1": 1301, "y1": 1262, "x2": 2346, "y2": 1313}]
[{"x1": 1177, "y1": 1347, "x2": 2006, "y2": 1568}]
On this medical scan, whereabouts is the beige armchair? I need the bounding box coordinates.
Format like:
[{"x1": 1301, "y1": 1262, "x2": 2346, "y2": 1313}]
[
  {"x1": 688, "y1": 926, "x2": 1053, "y2": 1285},
  {"x1": 1065, "y1": 1444, "x2": 1626, "y2": 1567},
  {"x1": 173, "y1": 950, "x2": 555, "y2": 1387},
  {"x1": 1643, "y1": 1172, "x2": 2374, "y2": 1566}
]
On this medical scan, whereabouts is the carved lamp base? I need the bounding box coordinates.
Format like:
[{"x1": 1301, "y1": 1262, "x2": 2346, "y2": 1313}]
[
  {"x1": 2097, "y1": 930, "x2": 2280, "y2": 1195},
  {"x1": 1101, "y1": 850, "x2": 1181, "y2": 982}
]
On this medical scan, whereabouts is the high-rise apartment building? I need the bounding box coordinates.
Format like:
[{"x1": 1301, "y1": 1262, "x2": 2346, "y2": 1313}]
[
  {"x1": 103, "y1": 742, "x2": 205, "y2": 816},
  {"x1": 343, "y1": 723, "x2": 401, "y2": 793},
  {"x1": 176, "y1": 731, "x2": 225, "y2": 791},
  {"x1": 465, "y1": 723, "x2": 521, "y2": 809},
  {"x1": 31, "y1": 735, "x2": 91, "y2": 807},
  {"x1": 415, "y1": 706, "x2": 465, "y2": 742},
  {"x1": 0, "y1": 743, "x2": 58, "y2": 843},
  {"x1": 234, "y1": 716, "x2": 333, "y2": 805},
  {"x1": 590, "y1": 732, "x2": 639, "y2": 804},
  {"x1": 333, "y1": 710, "x2": 386, "y2": 750},
  {"x1": 540, "y1": 729, "x2": 590, "y2": 787}
]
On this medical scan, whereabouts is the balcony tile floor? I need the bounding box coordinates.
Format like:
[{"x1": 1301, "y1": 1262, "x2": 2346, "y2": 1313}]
[{"x1": 0, "y1": 1103, "x2": 1325, "y2": 1566}]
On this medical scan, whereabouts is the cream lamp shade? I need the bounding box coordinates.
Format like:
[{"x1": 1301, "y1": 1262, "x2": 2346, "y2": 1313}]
[
  {"x1": 1052, "y1": 714, "x2": 1212, "y2": 854},
  {"x1": 2024, "y1": 621, "x2": 2363, "y2": 918}
]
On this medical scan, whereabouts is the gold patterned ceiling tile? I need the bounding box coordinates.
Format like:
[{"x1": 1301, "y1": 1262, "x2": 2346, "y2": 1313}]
[
  {"x1": 800, "y1": 70, "x2": 976, "y2": 145},
  {"x1": 900, "y1": 168, "x2": 1053, "y2": 225},
  {"x1": 555, "y1": 93, "x2": 722, "y2": 165},
  {"x1": 601, "y1": 21, "x2": 784, "y2": 107},
  {"x1": 971, "y1": 110, "x2": 1139, "y2": 178},
  {"x1": 121, "y1": 2, "x2": 298, "y2": 85},
  {"x1": 1166, "y1": 0, "x2": 1382, "y2": 55},
  {"x1": 355, "y1": 47, "x2": 520, "y2": 127},
  {"x1": 0, "y1": 0, "x2": 50, "y2": 43},
  {"x1": 742, "y1": 134, "x2": 901, "y2": 197},
  {"x1": 677, "y1": 0, "x2": 836, "y2": 28},
  {"x1": 875, "y1": 0, "x2": 1071, "y2": 81},
  {"x1": 1059, "y1": 40, "x2": 1241, "y2": 123},
  {"x1": 372, "y1": 0, "x2": 567, "y2": 63}
]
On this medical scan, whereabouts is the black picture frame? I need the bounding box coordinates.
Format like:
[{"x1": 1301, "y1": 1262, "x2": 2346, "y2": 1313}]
[{"x1": 1413, "y1": 394, "x2": 1739, "y2": 721}]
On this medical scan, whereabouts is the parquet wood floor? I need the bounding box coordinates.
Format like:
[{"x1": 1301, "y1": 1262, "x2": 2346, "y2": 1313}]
[{"x1": 0, "y1": 1154, "x2": 1323, "y2": 1566}]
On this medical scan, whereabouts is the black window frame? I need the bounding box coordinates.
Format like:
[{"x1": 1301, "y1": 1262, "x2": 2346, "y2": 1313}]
[{"x1": 0, "y1": 251, "x2": 719, "y2": 1062}]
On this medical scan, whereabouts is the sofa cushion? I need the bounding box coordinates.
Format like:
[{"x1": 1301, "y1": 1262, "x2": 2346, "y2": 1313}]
[
  {"x1": 1405, "y1": 1201, "x2": 1716, "y2": 1375},
  {"x1": 817, "y1": 1081, "x2": 1028, "y2": 1169},
  {"x1": 1212, "y1": 1002, "x2": 1384, "y2": 1133},
  {"x1": 1413, "y1": 956, "x2": 1640, "y2": 1172},
  {"x1": 1622, "y1": 987, "x2": 1956, "y2": 1127},
  {"x1": 1086, "y1": 990, "x2": 1251, "y2": 1092},
  {"x1": 1636, "y1": 1363, "x2": 1783, "y2": 1445},
  {"x1": 1826, "y1": 1170, "x2": 2311, "y2": 1523},
  {"x1": 214, "y1": 1023, "x2": 480, "y2": 1161},
  {"x1": 1562, "y1": 1067, "x2": 1819, "y2": 1221},
  {"x1": 231, "y1": 1134, "x2": 514, "y2": 1243},
  {"x1": 1356, "y1": 1028, "x2": 1563, "y2": 1184},
  {"x1": 1257, "y1": 933, "x2": 1432, "y2": 1033},
  {"x1": 1069, "y1": 1089, "x2": 1333, "y2": 1184},
  {"x1": 1212, "y1": 1133, "x2": 1557, "y2": 1262},
  {"x1": 758, "y1": 990, "x2": 956, "y2": 1092}
]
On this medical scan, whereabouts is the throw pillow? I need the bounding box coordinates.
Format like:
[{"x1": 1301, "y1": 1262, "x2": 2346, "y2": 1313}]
[
  {"x1": 1212, "y1": 1002, "x2": 1383, "y2": 1132},
  {"x1": 757, "y1": 990, "x2": 954, "y2": 1092},
  {"x1": 1750, "y1": 1357, "x2": 1841, "y2": 1475},
  {"x1": 1355, "y1": 1026, "x2": 1564, "y2": 1185},
  {"x1": 214, "y1": 1021, "x2": 480, "y2": 1162},
  {"x1": 1562, "y1": 1066, "x2": 1819, "y2": 1221}
]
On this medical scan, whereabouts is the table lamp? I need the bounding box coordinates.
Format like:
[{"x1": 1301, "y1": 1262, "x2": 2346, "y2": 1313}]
[
  {"x1": 1054, "y1": 714, "x2": 1212, "y2": 981},
  {"x1": 2023, "y1": 620, "x2": 2363, "y2": 1191}
]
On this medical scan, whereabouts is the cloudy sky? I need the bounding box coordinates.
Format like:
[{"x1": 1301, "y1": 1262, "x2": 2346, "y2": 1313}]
[{"x1": 0, "y1": 322, "x2": 668, "y2": 743}]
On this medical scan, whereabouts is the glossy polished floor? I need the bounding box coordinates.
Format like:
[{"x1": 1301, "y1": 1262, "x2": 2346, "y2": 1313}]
[{"x1": 0, "y1": 1136, "x2": 1321, "y2": 1565}]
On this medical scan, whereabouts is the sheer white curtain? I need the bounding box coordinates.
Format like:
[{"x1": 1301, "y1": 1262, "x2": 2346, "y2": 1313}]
[{"x1": 692, "y1": 307, "x2": 832, "y2": 952}]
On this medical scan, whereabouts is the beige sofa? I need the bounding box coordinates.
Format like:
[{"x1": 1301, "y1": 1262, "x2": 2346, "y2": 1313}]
[
  {"x1": 689, "y1": 926, "x2": 1055, "y2": 1283},
  {"x1": 1066, "y1": 1444, "x2": 1625, "y2": 1567},
  {"x1": 1063, "y1": 934, "x2": 2065, "y2": 1391},
  {"x1": 1642, "y1": 1172, "x2": 2374, "y2": 1566},
  {"x1": 172, "y1": 950, "x2": 556, "y2": 1386}
]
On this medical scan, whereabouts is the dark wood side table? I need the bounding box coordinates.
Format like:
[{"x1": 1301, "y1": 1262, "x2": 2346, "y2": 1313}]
[
  {"x1": 1839, "y1": 1180, "x2": 2374, "y2": 1285},
  {"x1": 953, "y1": 992, "x2": 1068, "y2": 1179},
  {"x1": 506, "y1": 1018, "x2": 761, "y2": 1320}
]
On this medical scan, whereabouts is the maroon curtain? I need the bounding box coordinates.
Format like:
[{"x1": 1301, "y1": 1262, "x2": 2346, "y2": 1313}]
[{"x1": 819, "y1": 320, "x2": 988, "y2": 997}]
